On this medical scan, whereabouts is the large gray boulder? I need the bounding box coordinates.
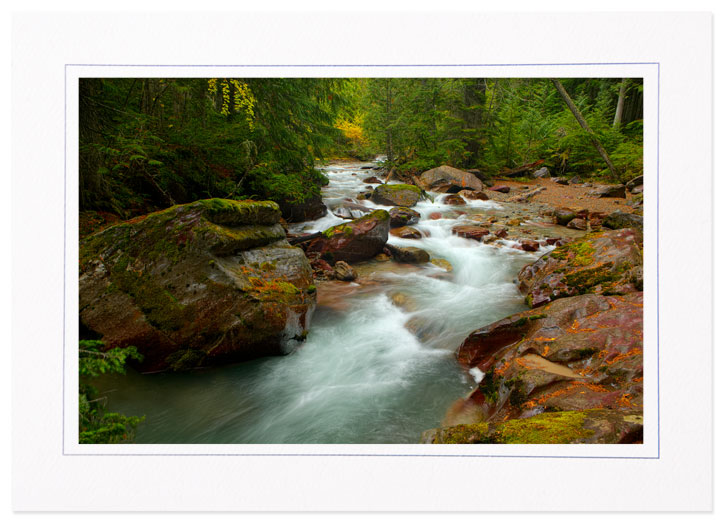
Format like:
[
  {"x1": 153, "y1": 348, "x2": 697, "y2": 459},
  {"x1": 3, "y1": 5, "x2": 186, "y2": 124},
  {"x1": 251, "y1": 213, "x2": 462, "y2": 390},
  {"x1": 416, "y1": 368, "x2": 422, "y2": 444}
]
[{"x1": 419, "y1": 165, "x2": 484, "y2": 192}]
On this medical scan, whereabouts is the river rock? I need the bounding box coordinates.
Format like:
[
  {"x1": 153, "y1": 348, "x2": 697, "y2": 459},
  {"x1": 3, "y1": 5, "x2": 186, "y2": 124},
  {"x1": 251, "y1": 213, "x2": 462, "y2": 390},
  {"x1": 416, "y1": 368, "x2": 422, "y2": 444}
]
[
  {"x1": 453, "y1": 292, "x2": 643, "y2": 431},
  {"x1": 332, "y1": 202, "x2": 372, "y2": 220},
  {"x1": 356, "y1": 190, "x2": 373, "y2": 200},
  {"x1": 276, "y1": 194, "x2": 327, "y2": 223},
  {"x1": 603, "y1": 211, "x2": 643, "y2": 231},
  {"x1": 386, "y1": 244, "x2": 431, "y2": 264},
  {"x1": 79, "y1": 199, "x2": 316, "y2": 372},
  {"x1": 489, "y1": 185, "x2": 510, "y2": 193},
  {"x1": 452, "y1": 225, "x2": 490, "y2": 241},
  {"x1": 442, "y1": 194, "x2": 466, "y2": 206},
  {"x1": 552, "y1": 208, "x2": 576, "y2": 226},
  {"x1": 419, "y1": 165, "x2": 484, "y2": 192},
  {"x1": 307, "y1": 210, "x2": 391, "y2": 263},
  {"x1": 458, "y1": 189, "x2": 489, "y2": 201},
  {"x1": 389, "y1": 206, "x2": 420, "y2": 227},
  {"x1": 333, "y1": 261, "x2": 357, "y2": 281},
  {"x1": 519, "y1": 240, "x2": 540, "y2": 252},
  {"x1": 567, "y1": 218, "x2": 588, "y2": 230},
  {"x1": 430, "y1": 258, "x2": 453, "y2": 272},
  {"x1": 371, "y1": 184, "x2": 424, "y2": 207},
  {"x1": 390, "y1": 226, "x2": 423, "y2": 239},
  {"x1": 362, "y1": 176, "x2": 382, "y2": 184},
  {"x1": 532, "y1": 167, "x2": 550, "y2": 179},
  {"x1": 518, "y1": 229, "x2": 643, "y2": 308},
  {"x1": 588, "y1": 184, "x2": 627, "y2": 198}
]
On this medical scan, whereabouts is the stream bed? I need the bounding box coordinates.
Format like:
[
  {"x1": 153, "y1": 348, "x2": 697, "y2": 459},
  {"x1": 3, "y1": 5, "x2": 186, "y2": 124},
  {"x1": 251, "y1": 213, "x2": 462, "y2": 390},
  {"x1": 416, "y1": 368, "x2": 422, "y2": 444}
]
[{"x1": 97, "y1": 160, "x2": 564, "y2": 444}]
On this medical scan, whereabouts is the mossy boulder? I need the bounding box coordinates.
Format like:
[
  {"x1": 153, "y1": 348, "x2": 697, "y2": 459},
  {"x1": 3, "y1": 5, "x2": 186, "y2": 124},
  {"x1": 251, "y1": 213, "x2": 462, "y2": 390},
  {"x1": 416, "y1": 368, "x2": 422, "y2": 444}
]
[
  {"x1": 386, "y1": 244, "x2": 431, "y2": 264},
  {"x1": 305, "y1": 210, "x2": 391, "y2": 263},
  {"x1": 454, "y1": 292, "x2": 643, "y2": 426},
  {"x1": 79, "y1": 199, "x2": 316, "y2": 372},
  {"x1": 518, "y1": 229, "x2": 643, "y2": 308},
  {"x1": 371, "y1": 184, "x2": 424, "y2": 207},
  {"x1": 421, "y1": 409, "x2": 643, "y2": 444},
  {"x1": 603, "y1": 211, "x2": 643, "y2": 231}
]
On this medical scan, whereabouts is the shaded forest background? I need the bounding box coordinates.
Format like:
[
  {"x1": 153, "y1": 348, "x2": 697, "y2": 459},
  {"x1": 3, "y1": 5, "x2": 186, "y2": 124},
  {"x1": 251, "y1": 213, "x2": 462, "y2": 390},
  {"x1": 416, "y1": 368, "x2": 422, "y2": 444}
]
[{"x1": 79, "y1": 77, "x2": 643, "y2": 232}]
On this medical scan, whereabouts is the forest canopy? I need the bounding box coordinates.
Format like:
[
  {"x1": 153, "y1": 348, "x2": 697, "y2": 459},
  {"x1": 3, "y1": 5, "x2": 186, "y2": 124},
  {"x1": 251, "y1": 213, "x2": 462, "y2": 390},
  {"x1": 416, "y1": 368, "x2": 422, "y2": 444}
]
[{"x1": 79, "y1": 77, "x2": 642, "y2": 226}]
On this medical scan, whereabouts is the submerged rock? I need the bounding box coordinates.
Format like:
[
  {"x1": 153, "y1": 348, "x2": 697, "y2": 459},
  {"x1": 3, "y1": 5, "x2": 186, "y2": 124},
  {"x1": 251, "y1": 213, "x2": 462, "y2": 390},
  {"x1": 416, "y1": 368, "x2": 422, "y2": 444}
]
[
  {"x1": 371, "y1": 184, "x2": 425, "y2": 207},
  {"x1": 430, "y1": 258, "x2": 453, "y2": 272},
  {"x1": 306, "y1": 210, "x2": 391, "y2": 263},
  {"x1": 419, "y1": 165, "x2": 484, "y2": 192},
  {"x1": 518, "y1": 229, "x2": 643, "y2": 308},
  {"x1": 451, "y1": 225, "x2": 490, "y2": 241},
  {"x1": 458, "y1": 189, "x2": 489, "y2": 201},
  {"x1": 442, "y1": 194, "x2": 466, "y2": 206},
  {"x1": 79, "y1": 199, "x2": 316, "y2": 372},
  {"x1": 390, "y1": 226, "x2": 423, "y2": 239},
  {"x1": 386, "y1": 244, "x2": 431, "y2": 264}
]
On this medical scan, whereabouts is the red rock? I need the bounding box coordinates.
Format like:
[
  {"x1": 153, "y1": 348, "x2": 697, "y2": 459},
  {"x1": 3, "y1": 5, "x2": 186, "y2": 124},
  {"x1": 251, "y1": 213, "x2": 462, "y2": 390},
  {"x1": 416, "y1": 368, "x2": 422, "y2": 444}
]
[
  {"x1": 362, "y1": 176, "x2": 382, "y2": 184},
  {"x1": 443, "y1": 194, "x2": 466, "y2": 205},
  {"x1": 520, "y1": 240, "x2": 540, "y2": 251},
  {"x1": 451, "y1": 225, "x2": 490, "y2": 240},
  {"x1": 306, "y1": 210, "x2": 391, "y2": 263},
  {"x1": 567, "y1": 218, "x2": 588, "y2": 230},
  {"x1": 429, "y1": 212, "x2": 443, "y2": 220},
  {"x1": 458, "y1": 189, "x2": 489, "y2": 201},
  {"x1": 390, "y1": 226, "x2": 423, "y2": 239},
  {"x1": 489, "y1": 185, "x2": 510, "y2": 193}
]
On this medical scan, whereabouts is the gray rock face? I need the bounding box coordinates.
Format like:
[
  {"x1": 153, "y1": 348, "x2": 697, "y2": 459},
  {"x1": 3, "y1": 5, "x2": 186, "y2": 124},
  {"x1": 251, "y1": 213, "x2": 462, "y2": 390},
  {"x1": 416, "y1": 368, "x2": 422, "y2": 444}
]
[
  {"x1": 625, "y1": 175, "x2": 644, "y2": 191},
  {"x1": 371, "y1": 184, "x2": 424, "y2": 207},
  {"x1": 588, "y1": 184, "x2": 627, "y2": 198},
  {"x1": 533, "y1": 167, "x2": 551, "y2": 178},
  {"x1": 419, "y1": 165, "x2": 484, "y2": 192}
]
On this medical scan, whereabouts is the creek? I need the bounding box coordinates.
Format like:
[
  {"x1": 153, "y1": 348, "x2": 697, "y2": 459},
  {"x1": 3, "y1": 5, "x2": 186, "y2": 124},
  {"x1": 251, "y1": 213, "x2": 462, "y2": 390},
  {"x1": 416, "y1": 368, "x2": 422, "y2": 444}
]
[{"x1": 98, "y1": 160, "x2": 557, "y2": 443}]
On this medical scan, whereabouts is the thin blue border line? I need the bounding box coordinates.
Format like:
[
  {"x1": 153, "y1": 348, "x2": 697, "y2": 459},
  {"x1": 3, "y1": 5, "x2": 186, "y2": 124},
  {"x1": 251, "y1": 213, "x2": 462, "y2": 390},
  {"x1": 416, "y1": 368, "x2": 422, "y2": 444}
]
[{"x1": 65, "y1": 63, "x2": 659, "y2": 459}]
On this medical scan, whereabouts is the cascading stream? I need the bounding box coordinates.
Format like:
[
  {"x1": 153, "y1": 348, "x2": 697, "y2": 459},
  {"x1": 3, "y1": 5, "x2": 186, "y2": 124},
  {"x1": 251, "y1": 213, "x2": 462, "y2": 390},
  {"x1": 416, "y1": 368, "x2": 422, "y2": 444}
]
[{"x1": 97, "y1": 160, "x2": 550, "y2": 444}]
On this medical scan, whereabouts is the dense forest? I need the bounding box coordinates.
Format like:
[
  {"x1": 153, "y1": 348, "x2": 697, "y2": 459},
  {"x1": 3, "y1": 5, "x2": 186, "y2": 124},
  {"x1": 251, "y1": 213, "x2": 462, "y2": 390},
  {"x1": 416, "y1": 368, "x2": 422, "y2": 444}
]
[{"x1": 80, "y1": 77, "x2": 642, "y2": 230}]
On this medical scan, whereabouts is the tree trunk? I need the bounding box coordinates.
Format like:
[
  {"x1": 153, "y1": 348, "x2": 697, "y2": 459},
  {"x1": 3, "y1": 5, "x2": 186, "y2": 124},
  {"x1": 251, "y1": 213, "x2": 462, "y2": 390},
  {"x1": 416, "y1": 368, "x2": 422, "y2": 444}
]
[
  {"x1": 551, "y1": 79, "x2": 619, "y2": 180},
  {"x1": 613, "y1": 78, "x2": 628, "y2": 128},
  {"x1": 79, "y1": 79, "x2": 105, "y2": 209}
]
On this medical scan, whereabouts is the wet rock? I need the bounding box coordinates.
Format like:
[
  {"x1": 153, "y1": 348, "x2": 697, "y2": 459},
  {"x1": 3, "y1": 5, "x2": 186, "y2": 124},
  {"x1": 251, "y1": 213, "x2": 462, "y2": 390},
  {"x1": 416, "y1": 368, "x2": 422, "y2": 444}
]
[
  {"x1": 430, "y1": 258, "x2": 453, "y2": 272},
  {"x1": 371, "y1": 184, "x2": 424, "y2": 207},
  {"x1": 553, "y1": 209, "x2": 576, "y2": 226},
  {"x1": 390, "y1": 226, "x2": 423, "y2": 239},
  {"x1": 79, "y1": 199, "x2": 315, "y2": 372},
  {"x1": 625, "y1": 175, "x2": 643, "y2": 192},
  {"x1": 567, "y1": 218, "x2": 588, "y2": 230},
  {"x1": 458, "y1": 189, "x2": 489, "y2": 201},
  {"x1": 429, "y1": 212, "x2": 443, "y2": 220},
  {"x1": 494, "y1": 228, "x2": 508, "y2": 238},
  {"x1": 603, "y1": 211, "x2": 643, "y2": 231},
  {"x1": 389, "y1": 292, "x2": 416, "y2": 311},
  {"x1": 489, "y1": 185, "x2": 510, "y2": 193},
  {"x1": 506, "y1": 218, "x2": 521, "y2": 226},
  {"x1": 362, "y1": 176, "x2": 382, "y2": 184},
  {"x1": 520, "y1": 240, "x2": 540, "y2": 252},
  {"x1": 374, "y1": 253, "x2": 391, "y2": 262},
  {"x1": 518, "y1": 229, "x2": 643, "y2": 308},
  {"x1": 277, "y1": 194, "x2": 327, "y2": 222},
  {"x1": 588, "y1": 184, "x2": 627, "y2": 198},
  {"x1": 333, "y1": 261, "x2": 357, "y2": 281},
  {"x1": 451, "y1": 225, "x2": 490, "y2": 241},
  {"x1": 422, "y1": 408, "x2": 643, "y2": 444},
  {"x1": 532, "y1": 167, "x2": 551, "y2": 179},
  {"x1": 332, "y1": 203, "x2": 372, "y2": 220},
  {"x1": 356, "y1": 190, "x2": 373, "y2": 200},
  {"x1": 306, "y1": 210, "x2": 391, "y2": 263},
  {"x1": 386, "y1": 244, "x2": 431, "y2": 264},
  {"x1": 442, "y1": 194, "x2": 466, "y2": 206},
  {"x1": 389, "y1": 206, "x2": 421, "y2": 227},
  {"x1": 419, "y1": 165, "x2": 484, "y2": 192},
  {"x1": 311, "y1": 258, "x2": 335, "y2": 279},
  {"x1": 452, "y1": 292, "x2": 643, "y2": 427}
]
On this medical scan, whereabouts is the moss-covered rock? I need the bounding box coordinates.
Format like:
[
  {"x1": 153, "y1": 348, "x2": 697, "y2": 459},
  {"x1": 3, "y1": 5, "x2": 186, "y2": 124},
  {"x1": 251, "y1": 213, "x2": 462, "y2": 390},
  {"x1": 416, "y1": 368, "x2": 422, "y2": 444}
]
[
  {"x1": 518, "y1": 229, "x2": 643, "y2": 308},
  {"x1": 79, "y1": 199, "x2": 316, "y2": 372},
  {"x1": 306, "y1": 210, "x2": 391, "y2": 263},
  {"x1": 421, "y1": 409, "x2": 642, "y2": 444},
  {"x1": 371, "y1": 184, "x2": 424, "y2": 207}
]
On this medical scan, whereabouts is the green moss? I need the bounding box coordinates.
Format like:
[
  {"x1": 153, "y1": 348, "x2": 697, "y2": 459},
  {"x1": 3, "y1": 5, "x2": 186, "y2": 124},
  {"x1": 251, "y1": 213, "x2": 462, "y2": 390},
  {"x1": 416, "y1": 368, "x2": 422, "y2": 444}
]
[
  {"x1": 563, "y1": 262, "x2": 616, "y2": 292},
  {"x1": 307, "y1": 285, "x2": 317, "y2": 293},
  {"x1": 383, "y1": 184, "x2": 422, "y2": 194},
  {"x1": 435, "y1": 422, "x2": 496, "y2": 444},
  {"x1": 109, "y1": 256, "x2": 186, "y2": 331},
  {"x1": 197, "y1": 198, "x2": 281, "y2": 226},
  {"x1": 478, "y1": 372, "x2": 502, "y2": 404},
  {"x1": 571, "y1": 348, "x2": 598, "y2": 360},
  {"x1": 494, "y1": 410, "x2": 595, "y2": 444},
  {"x1": 505, "y1": 377, "x2": 527, "y2": 409},
  {"x1": 165, "y1": 348, "x2": 206, "y2": 372}
]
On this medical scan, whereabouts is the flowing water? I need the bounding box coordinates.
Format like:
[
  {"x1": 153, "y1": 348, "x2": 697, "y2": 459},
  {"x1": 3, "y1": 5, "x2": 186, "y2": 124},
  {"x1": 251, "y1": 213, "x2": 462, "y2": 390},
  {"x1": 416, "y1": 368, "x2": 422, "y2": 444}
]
[{"x1": 98, "y1": 160, "x2": 556, "y2": 444}]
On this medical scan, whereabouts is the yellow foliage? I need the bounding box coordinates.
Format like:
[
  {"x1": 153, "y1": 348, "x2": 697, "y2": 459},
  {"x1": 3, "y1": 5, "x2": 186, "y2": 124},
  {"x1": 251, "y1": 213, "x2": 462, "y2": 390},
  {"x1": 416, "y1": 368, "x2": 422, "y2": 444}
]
[
  {"x1": 207, "y1": 79, "x2": 256, "y2": 129},
  {"x1": 335, "y1": 114, "x2": 369, "y2": 148}
]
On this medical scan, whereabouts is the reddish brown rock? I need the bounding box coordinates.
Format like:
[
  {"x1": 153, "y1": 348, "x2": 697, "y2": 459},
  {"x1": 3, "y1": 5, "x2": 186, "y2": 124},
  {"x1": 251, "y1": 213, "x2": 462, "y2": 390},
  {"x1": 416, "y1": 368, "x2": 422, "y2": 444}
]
[
  {"x1": 567, "y1": 218, "x2": 588, "y2": 230},
  {"x1": 389, "y1": 206, "x2": 421, "y2": 227},
  {"x1": 390, "y1": 226, "x2": 423, "y2": 239},
  {"x1": 520, "y1": 240, "x2": 540, "y2": 252},
  {"x1": 306, "y1": 210, "x2": 391, "y2": 263},
  {"x1": 362, "y1": 176, "x2": 382, "y2": 184},
  {"x1": 518, "y1": 229, "x2": 643, "y2": 308},
  {"x1": 333, "y1": 261, "x2": 358, "y2": 281},
  {"x1": 442, "y1": 194, "x2": 466, "y2": 206},
  {"x1": 455, "y1": 292, "x2": 643, "y2": 426},
  {"x1": 458, "y1": 189, "x2": 489, "y2": 201},
  {"x1": 451, "y1": 225, "x2": 490, "y2": 241},
  {"x1": 489, "y1": 185, "x2": 511, "y2": 193},
  {"x1": 429, "y1": 212, "x2": 443, "y2": 220}
]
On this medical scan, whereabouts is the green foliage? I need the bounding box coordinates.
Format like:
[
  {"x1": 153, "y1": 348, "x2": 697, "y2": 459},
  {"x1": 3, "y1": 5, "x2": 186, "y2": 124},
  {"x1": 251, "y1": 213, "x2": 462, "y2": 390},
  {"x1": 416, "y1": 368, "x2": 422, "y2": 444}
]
[{"x1": 79, "y1": 340, "x2": 144, "y2": 444}]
